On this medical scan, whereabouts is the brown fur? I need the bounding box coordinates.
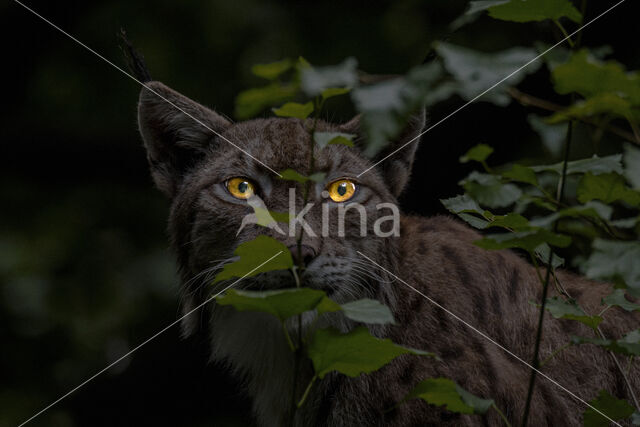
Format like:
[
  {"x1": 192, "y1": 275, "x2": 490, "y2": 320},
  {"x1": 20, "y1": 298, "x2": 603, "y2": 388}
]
[{"x1": 136, "y1": 81, "x2": 640, "y2": 426}]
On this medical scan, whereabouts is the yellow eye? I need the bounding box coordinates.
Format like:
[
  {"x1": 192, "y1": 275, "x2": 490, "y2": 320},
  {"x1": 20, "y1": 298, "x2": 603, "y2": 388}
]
[
  {"x1": 326, "y1": 179, "x2": 357, "y2": 202},
  {"x1": 226, "y1": 177, "x2": 255, "y2": 200}
]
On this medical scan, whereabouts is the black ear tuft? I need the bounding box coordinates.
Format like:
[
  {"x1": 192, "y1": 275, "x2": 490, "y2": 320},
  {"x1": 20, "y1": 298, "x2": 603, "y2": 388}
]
[
  {"x1": 118, "y1": 29, "x2": 152, "y2": 83},
  {"x1": 341, "y1": 110, "x2": 426, "y2": 197},
  {"x1": 137, "y1": 82, "x2": 231, "y2": 197}
]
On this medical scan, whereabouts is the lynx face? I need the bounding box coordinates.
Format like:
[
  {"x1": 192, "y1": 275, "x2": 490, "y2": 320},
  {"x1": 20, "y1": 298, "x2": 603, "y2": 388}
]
[{"x1": 137, "y1": 81, "x2": 424, "y2": 331}]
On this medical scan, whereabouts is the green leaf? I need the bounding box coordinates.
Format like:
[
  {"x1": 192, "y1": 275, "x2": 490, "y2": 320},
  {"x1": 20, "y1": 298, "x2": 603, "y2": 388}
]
[
  {"x1": 602, "y1": 289, "x2": 640, "y2": 312},
  {"x1": 553, "y1": 50, "x2": 640, "y2": 105},
  {"x1": 313, "y1": 132, "x2": 355, "y2": 149},
  {"x1": 502, "y1": 164, "x2": 539, "y2": 186},
  {"x1": 272, "y1": 102, "x2": 314, "y2": 119},
  {"x1": 624, "y1": 144, "x2": 640, "y2": 190},
  {"x1": 296, "y1": 56, "x2": 312, "y2": 70},
  {"x1": 340, "y1": 299, "x2": 396, "y2": 325},
  {"x1": 279, "y1": 169, "x2": 326, "y2": 184},
  {"x1": 252, "y1": 207, "x2": 290, "y2": 226},
  {"x1": 280, "y1": 169, "x2": 309, "y2": 184},
  {"x1": 214, "y1": 235, "x2": 293, "y2": 283},
  {"x1": 461, "y1": 172, "x2": 523, "y2": 208},
  {"x1": 300, "y1": 58, "x2": 358, "y2": 96},
  {"x1": 610, "y1": 217, "x2": 639, "y2": 229},
  {"x1": 541, "y1": 297, "x2": 602, "y2": 331},
  {"x1": 548, "y1": 93, "x2": 636, "y2": 124},
  {"x1": 460, "y1": 144, "x2": 494, "y2": 164},
  {"x1": 488, "y1": 212, "x2": 530, "y2": 230},
  {"x1": 475, "y1": 229, "x2": 571, "y2": 253},
  {"x1": 530, "y1": 201, "x2": 613, "y2": 229},
  {"x1": 441, "y1": 194, "x2": 484, "y2": 215},
  {"x1": 527, "y1": 114, "x2": 568, "y2": 159},
  {"x1": 632, "y1": 411, "x2": 640, "y2": 426},
  {"x1": 216, "y1": 287, "x2": 339, "y2": 322},
  {"x1": 321, "y1": 87, "x2": 351, "y2": 100},
  {"x1": 406, "y1": 378, "x2": 493, "y2": 415},
  {"x1": 534, "y1": 243, "x2": 565, "y2": 268},
  {"x1": 586, "y1": 239, "x2": 640, "y2": 296},
  {"x1": 583, "y1": 390, "x2": 635, "y2": 427},
  {"x1": 530, "y1": 154, "x2": 623, "y2": 175},
  {"x1": 435, "y1": 43, "x2": 541, "y2": 106},
  {"x1": 577, "y1": 173, "x2": 640, "y2": 206},
  {"x1": 234, "y1": 83, "x2": 298, "y2": 119},
  {"x1": 308, "y1": 326, "x2": 435, "y2": 379},
  {"x1": 457, "y1": 213, "x2": 491, "y2": 229},
  {"x1": 486, "y1": 0, "x2": 582, "y2": 23},
  {"x1": 251, "y1": 58, "x2": 293, "y2": 80}
]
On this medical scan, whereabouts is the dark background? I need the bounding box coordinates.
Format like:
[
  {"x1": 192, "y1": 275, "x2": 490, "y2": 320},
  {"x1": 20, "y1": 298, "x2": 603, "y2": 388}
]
[{"x1": 1, "y1": 1, "x2": 638, "y2": 425}]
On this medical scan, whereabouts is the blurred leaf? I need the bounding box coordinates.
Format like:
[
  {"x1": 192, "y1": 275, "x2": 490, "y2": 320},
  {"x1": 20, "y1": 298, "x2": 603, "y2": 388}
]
[
  {"x1": 475, "y1": 229, "x2": 571, "y2": 252},
  {"x1": 217, "y1": 288, "x2": 339, "y2": 321},
  {"x1": 502, "y1": 164, "x2": 539, "y2": 186},
  {"x1": 577, "y1": 173, "x2": 640, "y2": 206},
  {"x1": 527, "y1": 114, "x2": 568, "y2": 158},
  {"x1": 466, "y1": 1, "x2": 510, "y2": 15},
  {"x1": 313, "y1": 132, "x2": 355, "y2": 149},
  {"x1": 340, "y1": 299, "x2": 396, "y2": 325},
  {"x1": 486, "y1": 0, "x2": 582, "y2": 23},
  {"x1": 235, "y1": 83, "x2": 298, "y2": 119},
  {"x1": 251, "y1": 58, "x2": 293, "y2": 80},
  {"x1": 272, "y1": 102, "x2": 314, "y2": 119},
  {"x1": 406, "y1": 378, "x2": 493, "y2": 415},
  {"x1": 530, "y1": 201, "x2": 613, "y2": 228},
  {"x1": 352, "y1": 62, "x2": 450, "y2": 157},
  {"x1": 632, "y1": 411, "x2": 640, "y2": 426},
  {"x1": 585, "y1": 239, "x2": 640, "y2": 296},
  {"x1": 460, "y1": 144, "x2": 494, "y2": 163},
  {"x1": 534, "y1": 243, "x2": 565, "y2": 268},
  {"x1": 461, "y1": 172, "x2": 523, "y2": 208},
  {"x1": 530, "y1": 154, "x2": 623, "y2": 175},
  {"x1": 436, "y1": 43, "x2": 541, "y2": 106},
  {"x1": 301, "y1": 58, "x2": 358, "y2": 96},
  {"x1": 540, "y1": 297, "x2": 603, "y2": 330},
  {"x1": 602, "y1": 289, "x2": 640, "y2": 312},
  {"x1": 321, "y1": 87, "x2": 351, "y2": 100},
  {"x1": 624, "y1": 144, "x2": 640, "y2": 189},
  {"x1": 214, "y1": 235, "x2": 293, "y2": 283},
  {"x1": 553, "y1": 50, "x2": 640, "y2": 105},
  {"x1": 583, "y1": 390, "x2": 635, "y2": 427},
  {"x1": 610, "y1": 217, "x2": 639, "y2": 228},
  {"x1": 297, "y1": 56, "x2": 312, "y2": 69},
  {"x1": 308, "y1": 326, "x2": 435, "y2": 379},
  {"x1": 548, "y1": 93, "x2": 636, "y2": 124}
]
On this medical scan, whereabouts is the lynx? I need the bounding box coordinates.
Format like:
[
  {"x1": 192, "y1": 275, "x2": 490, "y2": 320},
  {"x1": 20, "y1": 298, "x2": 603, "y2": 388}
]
[{"x1": 136, "y1": 80, "x2": 639, "y2": 426}]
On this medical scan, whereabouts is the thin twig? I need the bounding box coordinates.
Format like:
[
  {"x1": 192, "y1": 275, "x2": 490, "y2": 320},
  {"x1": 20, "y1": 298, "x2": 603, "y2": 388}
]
[{"x1": 507, "y1": 87, "x2": 640, "y2": 145}]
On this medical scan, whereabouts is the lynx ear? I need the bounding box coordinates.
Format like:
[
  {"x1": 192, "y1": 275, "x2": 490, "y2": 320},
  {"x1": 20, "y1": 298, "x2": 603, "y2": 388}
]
[
  {"x1": 341, "y1": 110, "x2": 425, "y2": 197},
  {"x1": 137, "y1": 81, "x2": 232, "y2": 197}
]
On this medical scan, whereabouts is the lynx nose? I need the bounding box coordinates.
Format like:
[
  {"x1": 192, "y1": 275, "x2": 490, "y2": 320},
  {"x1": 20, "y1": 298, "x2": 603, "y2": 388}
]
[{"x1": 288, "y1": 244, "x2": 317, "y2": 266}]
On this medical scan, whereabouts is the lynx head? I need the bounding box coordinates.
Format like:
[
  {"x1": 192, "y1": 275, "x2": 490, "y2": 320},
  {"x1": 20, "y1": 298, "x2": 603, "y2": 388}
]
[{"x1": 137, "y1": 82, "x2": 425, "y2": 334}]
